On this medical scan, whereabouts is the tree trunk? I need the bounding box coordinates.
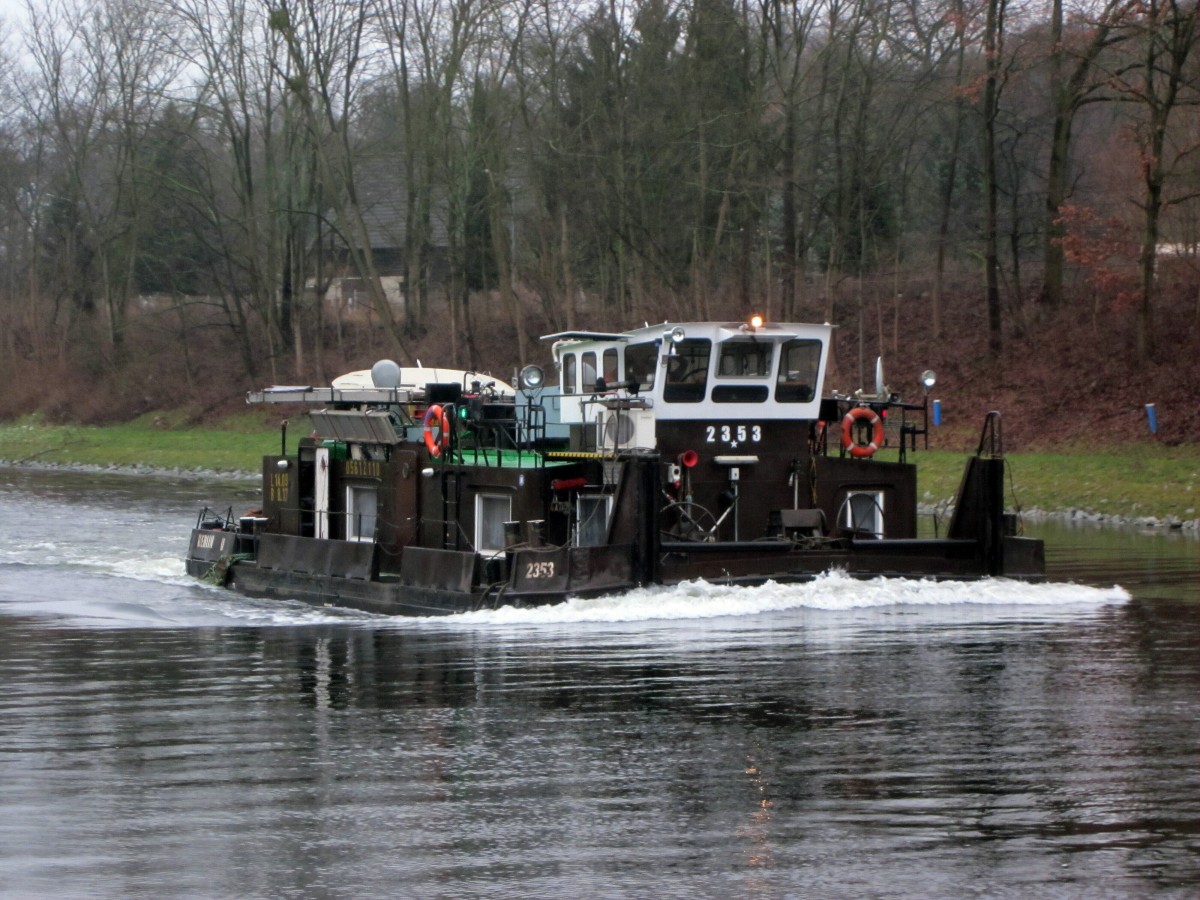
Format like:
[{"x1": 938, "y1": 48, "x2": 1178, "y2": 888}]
[
  {"x1": 982, "y1": 0, "x2": 1006, "y2": 355},
  {"x1": 1041, "y1": 0, "x2": 1128, "y2": 311}
]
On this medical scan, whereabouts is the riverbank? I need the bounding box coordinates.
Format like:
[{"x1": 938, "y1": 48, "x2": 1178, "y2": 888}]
[
  {"x1": 0, "y1": 414, "x2": 277, "y2": 476},
  {"x1": 916, "y1": 438, "x2": 1199, "y2": 532},
  {"x1": 1, "y1": 416, "x2": 1196, "y2": 531}
]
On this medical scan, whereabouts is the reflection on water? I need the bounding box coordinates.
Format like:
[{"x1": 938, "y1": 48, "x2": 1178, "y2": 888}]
[
  {"x1": 0, "y1": 468, "x2": 1197, "y2": 898},
  {"x1": 1041, "y1": 518, "x2": 1200, "y2": 602}
]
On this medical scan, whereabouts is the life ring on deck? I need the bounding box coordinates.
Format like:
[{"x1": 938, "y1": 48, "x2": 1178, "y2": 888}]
[
  {"x1": 423, "y1": 404, "x2": 450, "y2": 457},
  {"x1": 841, "y1": 406, "x2": 884, "y2": 458}
]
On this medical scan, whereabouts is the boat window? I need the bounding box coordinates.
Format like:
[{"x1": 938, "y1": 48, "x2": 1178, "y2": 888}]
[
  {"x1": 663, "y1": 339, "x2": 711, "y2": 403},
  {"x1": 843, "y1": 490, "x2": 884, "y2": 538},
  {"x1": 575, "y1": 494, "x2": 612, "y2": 546},
  {"x1": 717, "y1": 341, "x2": 772, "y2": 377},
  {"x1": 776, "y1": 338, "x2": 823, "y2": 403},
  {"x1": 475, "y1": 494, "x2": 512, "y2": 554},
  {"x1": 562, "y1": 354, "x2": 576, "y2": 395},
  {"x1": 581, "y1": 351, "x2": 599, "y2": 392},
  {"x1": 624, "y1": 342, "x2": 657, "y2": 392},
  {"x1": 345, "y1": 485, "x2": 378, "y2": 542},
  {"x1": 602, "y1": 348, "x2": 619, "y2": 386}
]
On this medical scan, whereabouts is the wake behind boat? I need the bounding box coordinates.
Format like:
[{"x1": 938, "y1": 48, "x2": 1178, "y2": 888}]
[{"x1": 186, "y1": 316, "x2": 1044, "y2": 615}]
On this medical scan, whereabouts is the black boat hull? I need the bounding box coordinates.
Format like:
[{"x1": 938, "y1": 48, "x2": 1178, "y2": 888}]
[{"x1": 187, "y1": 527, "x2": 1045, "y2": 617}]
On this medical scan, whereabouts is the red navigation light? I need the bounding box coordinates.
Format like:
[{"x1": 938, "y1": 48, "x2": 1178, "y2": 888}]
[{"x1": 679, "y1": 450, "x2": 699, "y2": 468}]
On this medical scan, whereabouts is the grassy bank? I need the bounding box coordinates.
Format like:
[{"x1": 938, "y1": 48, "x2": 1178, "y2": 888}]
[
  {"x1": 0, "y1": 414, "x2": 282, "y2": 475},
  {"x1": 2, "y1": 416, "x2": 1197, "y2": 524},
  {"x1": 916, "y1": 448, "x2": 1198, "y2": 523}
]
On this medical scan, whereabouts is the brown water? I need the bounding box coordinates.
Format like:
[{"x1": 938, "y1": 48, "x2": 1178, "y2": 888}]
[{"x1": 1, "y1": 468, "x2": 1196, "y2": 898}]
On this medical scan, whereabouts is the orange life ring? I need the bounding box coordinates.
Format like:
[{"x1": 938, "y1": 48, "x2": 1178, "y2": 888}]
[
  {"x1": 841, "y1": 406, "x2": 884, "y2": 458},
  {"x1": 423, "y1": 404, "x2": 450, "y2": 457}
]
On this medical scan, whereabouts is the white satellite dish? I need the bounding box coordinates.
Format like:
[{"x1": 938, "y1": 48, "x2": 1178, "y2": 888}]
[{"x1": 371, "y1": 359, "x2": 402, "y2": 388}]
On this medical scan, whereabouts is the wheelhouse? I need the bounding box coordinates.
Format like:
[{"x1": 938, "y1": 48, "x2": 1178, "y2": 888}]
[{"x1": 547, "y1": 321, "x2": 832, "y2": 434}]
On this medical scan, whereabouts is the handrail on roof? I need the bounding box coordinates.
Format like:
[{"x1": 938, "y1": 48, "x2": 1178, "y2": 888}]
[
  {"x1": 247, "y1": 386, "x2": 419, "y2": 405},
  {"x1": 540, "y1": 330, "x2": 629, "y2": 342}
]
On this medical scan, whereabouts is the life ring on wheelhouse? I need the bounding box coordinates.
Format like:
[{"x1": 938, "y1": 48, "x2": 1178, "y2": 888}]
[
  {"x1": 423, "y1": 404, "x2": 451, "y2": 457},
  {"x1": 841, "y1": 406, "x2": 884, "y2": 458}
]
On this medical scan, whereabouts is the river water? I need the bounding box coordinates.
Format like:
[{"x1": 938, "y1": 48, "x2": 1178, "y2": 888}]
[{"x1": 0, "y1": 468, "x2": 1196, "y2": 899}]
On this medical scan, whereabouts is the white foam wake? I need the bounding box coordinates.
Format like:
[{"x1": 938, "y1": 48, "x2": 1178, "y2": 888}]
[{"x1": 435, "y1": 571, "x2": 1130, "y2": 627}]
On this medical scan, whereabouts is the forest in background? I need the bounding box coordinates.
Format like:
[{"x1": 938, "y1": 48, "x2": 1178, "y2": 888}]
[{"x1": 0, "y1": 0, "x2": 1197, "y2": 448}]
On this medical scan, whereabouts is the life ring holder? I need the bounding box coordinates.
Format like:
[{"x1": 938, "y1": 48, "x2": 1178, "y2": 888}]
[
  {"x1": 423, "y1": 404, "x2": 451, "y2": 458},
  {"x1": 841, "y1": 406, "x2": 884, "y2": 458}
]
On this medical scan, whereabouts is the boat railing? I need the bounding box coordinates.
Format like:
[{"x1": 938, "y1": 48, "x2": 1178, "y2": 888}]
[
  {"x1": 895, "y1": 397, "x2": 932, "y2": 459},
  {"x1": 432, "y1": 400, "x2": 547, "y2": 467},
  {"x1": 195, "y1": 506, "x2": 235, "y2": 530},
  {"x1": 826, "y1": 395, "x2": 931, "y2": 463}
]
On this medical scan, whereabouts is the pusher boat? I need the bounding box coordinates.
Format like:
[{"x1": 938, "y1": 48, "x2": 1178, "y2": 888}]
[{"x1": 186, "y1": 317, "x2": 1044, "y2": 615}]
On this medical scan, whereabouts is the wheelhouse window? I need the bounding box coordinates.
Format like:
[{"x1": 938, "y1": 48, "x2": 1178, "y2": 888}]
[
  {"x1": 776, "y1": 338, "x2": 823, "y2": 403},
  {"x1": 711, "y1": 340, "x2": 771, "y2": 402},
  {"x1": 345, "y1": 485, "x2": 378, "y2": 542},
  {"x1": 843, "y1": 490, "x2": 884, "y2": 538},
  {"x1": 581, "y1": 351, "x2": 598, "y2": 392},
  {"x1": 475, "y1": 494, "x2": 512, "y2": 554},
  {"x1": 562, "y1": 354, "x2": 577, "y2": 395},
  {"x1": 717, "y1": 340, "x2": 773, "y2": 377},
  {"x1": 602, "y1": 348, "x2": 619, "y2": 387},
  {"x1": 624, "y1": 342, "x2": 658, "y2": 393},
  {"x1": 663, "y1": 339, "x2": 711, "y2": 403}
]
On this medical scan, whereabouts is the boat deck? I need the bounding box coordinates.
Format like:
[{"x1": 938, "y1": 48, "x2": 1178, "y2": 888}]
[{"x1": 437, "y1": 446, "x2": 569, "y2": 468}]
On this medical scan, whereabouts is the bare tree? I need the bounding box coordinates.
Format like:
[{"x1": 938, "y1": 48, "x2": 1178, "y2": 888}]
[
  {"x1": 1039, "y1": 0, "x2": 1134, "y2": 310},
  {"x1": 510, "y1": 0, "x2": 588, "y2": 331},
  {"x1": 1110, "y1": 0, "x2": 1198, "y2": 357},
  {"x1": 377, "y1": 0, "x2": 436, "y2": 337},
  {"x1": 981, "y1": 0, "x2": 1007, "y2": 354},
  {"x1": 270, "y1": 0, "x2": 410, "y2": 359},
  {"x1": 378, "y1": 0, "x2": 515, "y2": 363},
  {"x1": 922, "y1": 0, "x2": 976, "y2": 340},
  {"x1": 168, "y1": 0, "x2": 290, "y2": 380}
]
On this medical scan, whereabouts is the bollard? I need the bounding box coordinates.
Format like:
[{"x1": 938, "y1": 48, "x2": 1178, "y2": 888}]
[
  {"x1": 932, "y1": 399, "x2": 942, "y2": 426},
  {"x1": 1146, "y1": 403, "x2": 1158, "y2": 434}
]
